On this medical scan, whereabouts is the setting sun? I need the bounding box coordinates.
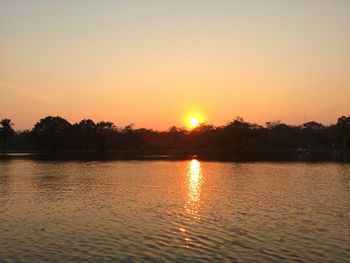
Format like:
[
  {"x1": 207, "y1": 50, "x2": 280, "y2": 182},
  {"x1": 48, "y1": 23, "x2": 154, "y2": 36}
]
[
  {"x1": 185, "y1": 112, "x2": 205, "y2": 129},
  {"x1": 189, "y1": 117, "x2": 200, "y2": 128},
  {"x1": 1, "y1": 1, "x2": 349, "y2": 262}
]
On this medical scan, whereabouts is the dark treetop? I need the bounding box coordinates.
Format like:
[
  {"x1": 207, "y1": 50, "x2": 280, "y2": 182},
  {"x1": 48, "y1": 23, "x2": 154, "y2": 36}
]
[{"x1": 1, "y1": 115, "x2": 350, "y2": 161}]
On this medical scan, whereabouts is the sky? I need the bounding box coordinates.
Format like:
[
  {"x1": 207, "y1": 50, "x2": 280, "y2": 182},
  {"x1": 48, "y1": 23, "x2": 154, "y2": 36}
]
[{"x1": 1, "y1": 0, "x2": 350, "y2": 130}]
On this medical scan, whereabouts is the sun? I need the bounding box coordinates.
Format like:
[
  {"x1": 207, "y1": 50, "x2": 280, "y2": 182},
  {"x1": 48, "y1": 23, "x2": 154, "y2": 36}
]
[
  {"x1": 189, "y1": 117, "x2": 200, "y2": 128},
  {"x1": 185, "y1": 112, "x2": 205, "y2": 129}
]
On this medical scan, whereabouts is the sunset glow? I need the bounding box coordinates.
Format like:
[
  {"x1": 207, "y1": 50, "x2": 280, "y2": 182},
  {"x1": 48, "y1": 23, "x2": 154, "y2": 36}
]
[
  {"x1": 189, "y1": 118, "x2": 200, "y2": 128},
  {"x1": 185, "y1": 113, "x2": 205, "y2": 129},
  {"x1": 1, "y1": 1, "x2": 349, "y2": 262},
  {"x1": 1, "y1": 1, "x2": 350, "y2": 130}
]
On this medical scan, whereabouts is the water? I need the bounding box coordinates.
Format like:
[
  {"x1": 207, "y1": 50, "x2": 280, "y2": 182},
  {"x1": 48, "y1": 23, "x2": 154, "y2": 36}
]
[{"x1": 1, "y1": 159, "x2": 349, "y2": 262}]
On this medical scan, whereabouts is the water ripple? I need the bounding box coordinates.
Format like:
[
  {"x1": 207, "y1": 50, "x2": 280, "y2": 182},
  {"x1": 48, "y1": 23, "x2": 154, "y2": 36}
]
[{"x1": 0, "y1": 160, "x2": 349, "y2": 262}]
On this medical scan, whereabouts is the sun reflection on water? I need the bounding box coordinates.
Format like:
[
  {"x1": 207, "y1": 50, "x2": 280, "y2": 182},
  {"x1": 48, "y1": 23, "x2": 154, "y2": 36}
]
[
  {"x1": 188, "y1": 159, "x2": 201, "y2": 203},
  {"x1": 180, "y1": 159, "x2": 203, "y2": 248},
  {"x1": 185, "y1": 159, "x2": 202, "y2": 218}
]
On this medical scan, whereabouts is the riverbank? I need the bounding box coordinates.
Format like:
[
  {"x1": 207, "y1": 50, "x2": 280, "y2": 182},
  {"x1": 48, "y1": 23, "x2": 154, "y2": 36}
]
[{"x1": 1, "y1": 149, "x2": 350, "y2": 162}]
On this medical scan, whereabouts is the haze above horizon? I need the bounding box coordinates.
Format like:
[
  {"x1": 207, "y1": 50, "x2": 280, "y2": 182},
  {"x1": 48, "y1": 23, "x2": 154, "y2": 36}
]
[{"x1": 1, "y1": 0, "x2": 349, "y2": 130}]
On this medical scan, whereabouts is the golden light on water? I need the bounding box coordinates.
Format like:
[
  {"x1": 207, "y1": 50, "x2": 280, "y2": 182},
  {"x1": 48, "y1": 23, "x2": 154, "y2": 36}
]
[
  {"x1": 187, "y1": 159, "x2": 201, "y2": 203},
  {"x1": 186, "y1": 159, "x2": 202, "y2": 217},
  {"x1": 181, "y1": 159, "x2": 203, "y2": 248}
]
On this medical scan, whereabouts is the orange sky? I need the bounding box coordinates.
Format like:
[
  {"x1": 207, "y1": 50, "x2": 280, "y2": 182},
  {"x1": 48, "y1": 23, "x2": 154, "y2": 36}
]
[{"x1": 1, "y1": 1, "x2": 350, "y2": 130}]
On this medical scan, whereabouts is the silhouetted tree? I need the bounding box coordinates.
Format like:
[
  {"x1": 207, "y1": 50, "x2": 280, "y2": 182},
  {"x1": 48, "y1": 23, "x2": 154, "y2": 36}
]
[
  {"x1": 32, "y1": 116, "x2": 71, "y2": 152},
  {"x1": 96, "y1": 121, "x2": 116, "y2": 153},
  {"x1": 1, "y1": 115, "x2": 349, "y2": 159},
  {"x1": 336, "y1": 116, "x2": 350, "y2": 149},
  {"x1": 72, "y1": 119, "x2": 97, "y2": 152},
  {"x1": 223, "y1": 117, "x2": 252, "y2": 150},
  {"x1": 0, "y1": 119, "x2": 15, "y2": 153},
  {"x1": 302, "y1": 121, "x2": 325, "y2": 149},
  {"x1": 12, "y1": 130, "x2": 34, "y2": 150},
  {"x1": 265, "y1": 120, "x2": 281, "y2": 129},
  {"x1": 303, "y1": 121, "x2": 324, "y2": 130},
  {"x1": 166, "y1": 126, "x2": 186, "y2": 148},
  {"x1": 121, "y1": 124, "x2": 142, "y2": 149}
]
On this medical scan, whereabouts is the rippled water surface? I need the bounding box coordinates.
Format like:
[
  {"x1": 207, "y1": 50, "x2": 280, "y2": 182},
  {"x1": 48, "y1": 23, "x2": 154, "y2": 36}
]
[{"x1": 1, "y1": 160, "x2": 349, "y2": 262}]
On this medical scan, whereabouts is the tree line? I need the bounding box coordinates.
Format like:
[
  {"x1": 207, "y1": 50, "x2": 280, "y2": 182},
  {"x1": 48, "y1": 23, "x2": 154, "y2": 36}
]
[{"x1": 1, "y1": 115, "x2": 350, "y2": 153}]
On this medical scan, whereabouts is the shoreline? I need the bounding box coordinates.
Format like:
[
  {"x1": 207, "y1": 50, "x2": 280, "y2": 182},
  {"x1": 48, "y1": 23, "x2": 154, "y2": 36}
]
[{"x1": 1, "y1": 149, "x2": 349, "y2": 162}]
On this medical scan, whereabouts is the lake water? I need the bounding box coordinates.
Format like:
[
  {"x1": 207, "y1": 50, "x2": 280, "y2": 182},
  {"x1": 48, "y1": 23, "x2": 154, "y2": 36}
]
[{"x1": 0, "y1": 159, "x2": 349, "y2": 262}]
